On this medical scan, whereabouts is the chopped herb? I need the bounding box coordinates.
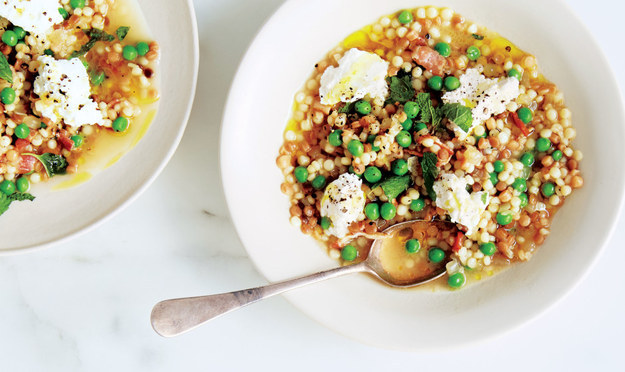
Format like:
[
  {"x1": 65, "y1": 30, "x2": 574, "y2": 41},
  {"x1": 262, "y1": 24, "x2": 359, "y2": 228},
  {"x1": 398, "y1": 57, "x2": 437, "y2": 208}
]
[
  {"x1": 472, "y1": 33, "x2": 484, "y2": 40},
  {"x1": 338, "y1": 101, "x2": 355, "y2": 114},
  {"x1": 373, "y1": 175, "x2": 411, "y2": 200},
  {"x1": 44, "y1": 49, "x2": 54, "y2": 56},
  {"x1": 0, "y1": 54, "x2": 13, "y2": 84},
  {"x1": 415, "y1": 92, "x2": 443, "y2": 128},
  {"x1": 481, "y1": 192, "x2": 488, "y2": 204},
  {"x1": 0, "y1": 192, "x2": 35, "y2": 216},
  {"x1": 441, "y1": 103, "x2": 473, "y2": 132},
  {"x1": 26, "y1": 153, "x2": 68, "y2": 177},
  {"x1": 420, "y1": 152, "x2": 439, "y2": 200},
  {"x1": 40, "y1": 122, "x2": 47, "y2": 129},
  {"x1": 387, "y1": 73, "x2": 414, "y2": 104},
  {"x1": 69, "y1": 29, "x2": 115, "y2": 59},
  {"x1": 116, "y1": 26, "x2": 130, "y2": 41}
]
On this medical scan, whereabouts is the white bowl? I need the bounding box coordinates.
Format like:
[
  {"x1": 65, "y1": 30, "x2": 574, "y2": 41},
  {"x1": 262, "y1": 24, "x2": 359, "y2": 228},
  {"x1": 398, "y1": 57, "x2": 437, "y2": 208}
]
[
  {"x1": 221, "y1": 0, "x2": 625, "y2": 350},
  {"x1": 0, "y1": 0, "x2": 198, "y2": 253}
]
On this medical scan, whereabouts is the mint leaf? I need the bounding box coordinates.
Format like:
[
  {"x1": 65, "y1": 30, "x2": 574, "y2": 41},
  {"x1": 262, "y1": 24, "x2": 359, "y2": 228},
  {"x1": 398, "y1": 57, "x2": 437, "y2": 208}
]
[
  {"x1": 373, "y1": 175, "x2": 411, "y2": 200},
  {"x1": 116, "y1": 26, "x2": 130, "y2": 41},
  {"x1": 69, "y1": 29, "x2": 116, "y2": 58},
  {"x1": 338, "y1": 101, "x2": 355, "y2": 114},
  {"x1": 26, "y1": 153, "x2": 68, "y2": 177},
  {"x1": 0, "y1": 54, "x2": 13, "y2": 84},
  {"x1": 420, "y1": 152, "x2": 439, "y2": 200},
  {"x1": 0, "y1": 192, "x2": 35, "y2": 216},
  {"x1": 387, "y1": 74, "x2": 414, "y2": 104},
  {"x1": 416, "y1": 93, "x2": 443, "y2": 129},
  {"x1": 441, "y1": 103, "x2": 473, "y2": 132}
]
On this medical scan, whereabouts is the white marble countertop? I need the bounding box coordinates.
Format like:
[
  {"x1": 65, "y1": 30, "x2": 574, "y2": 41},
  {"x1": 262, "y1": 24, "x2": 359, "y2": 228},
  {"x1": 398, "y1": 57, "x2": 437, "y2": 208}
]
[{"x1": 1, "y1": 0, "x2": 623, "y2": 370}]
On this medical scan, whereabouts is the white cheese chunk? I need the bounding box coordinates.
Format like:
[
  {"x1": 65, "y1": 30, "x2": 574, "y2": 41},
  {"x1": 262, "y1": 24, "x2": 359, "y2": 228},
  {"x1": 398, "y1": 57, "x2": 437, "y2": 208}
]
[
  {"x1": 320, "y1": 173, "x2": 366, "y2": 238},
  {"x1": 319, "y1": 48, "x2": 389, "y2": 105},
  {"x1": 442, "y1": 68, "x2": 520, "y2": 136},
  {"x1": 33, "y1": 55, "x2": 105, "y2": 128},
  {"x1": 0, "y1": 0, "x2": 64, "y2": 36},
  {"x1": 433, "y1": 172, "x2": 489, "y2": 236}
]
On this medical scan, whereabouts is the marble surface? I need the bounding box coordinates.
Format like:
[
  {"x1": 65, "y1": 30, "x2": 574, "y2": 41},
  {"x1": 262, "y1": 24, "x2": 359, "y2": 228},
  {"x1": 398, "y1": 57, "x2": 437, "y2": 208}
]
[{"x1": 1, "y1": 0, "x2": 623, "y2": 370}]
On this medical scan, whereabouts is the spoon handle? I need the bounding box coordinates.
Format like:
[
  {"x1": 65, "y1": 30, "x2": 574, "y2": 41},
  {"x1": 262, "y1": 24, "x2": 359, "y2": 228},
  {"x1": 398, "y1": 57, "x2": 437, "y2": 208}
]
[{"x1": 151, "y1": 262, "x2": 368, "y2": 337}]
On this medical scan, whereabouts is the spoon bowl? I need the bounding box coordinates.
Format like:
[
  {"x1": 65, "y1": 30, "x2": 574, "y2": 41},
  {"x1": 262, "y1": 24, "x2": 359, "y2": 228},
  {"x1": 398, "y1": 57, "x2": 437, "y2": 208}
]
[{"x1": 151, "y1": 219, "x2": 457, "y2": 337}]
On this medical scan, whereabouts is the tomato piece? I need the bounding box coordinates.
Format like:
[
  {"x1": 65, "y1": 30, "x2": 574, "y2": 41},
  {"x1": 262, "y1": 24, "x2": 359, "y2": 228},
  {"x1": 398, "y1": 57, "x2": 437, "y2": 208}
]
[
  {"x1": 14, "y1": 138, "x2": 30, "y2": 152},
  {"x1": 452, "y1": 231, "x2": 464, "y2": 253}
]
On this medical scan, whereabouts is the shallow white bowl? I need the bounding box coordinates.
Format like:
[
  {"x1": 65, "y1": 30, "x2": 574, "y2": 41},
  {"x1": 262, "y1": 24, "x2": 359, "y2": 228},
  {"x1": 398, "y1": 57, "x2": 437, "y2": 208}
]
[
  {"x1": 0, "y1": 0, "x2": 198, "y2": 253},
  {"x1": 221, "y1": 0, "x2": 625, "y2": 350}
]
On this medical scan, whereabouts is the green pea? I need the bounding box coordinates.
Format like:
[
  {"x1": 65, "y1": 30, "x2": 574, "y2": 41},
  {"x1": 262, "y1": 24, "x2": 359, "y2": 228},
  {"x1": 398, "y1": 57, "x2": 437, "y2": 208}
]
[
  {"x1": 395, "y1": 130, "x2": 412, "y2": 148},
  {"x1": 367, "y1": 135, "x2": 380, "y2": 151},
  {"x1": 380, "y1": 203, "x2": 396, "y2": 220},
  {"x1": 493, "y1": 160, "x2": 505, "y2": 173},
  {"x1": 0, "y1": 87, "x2": 14, "y2": 105},
  {"x1": 399, "y1": 119, "x2": 412, "y2": 132},
  {"x1": 410, "y1": 198, "x2": 425, "y2": 212},
  {"x1": 328, "y1": 130, "x2": 343, "y2": 147},
  {"x1": 365, "y1": 203, "x2": 380, "y2": 220},
  {"x1": 508, "y1": 68, "x2": 521, "y2": 80},
  {"x1": 448, "y1": 272, "x2": 465, "y2": 288},
  {"x1": 552, "y1": 150, "x2": 563, "y2": 161},
  {"x1": 12, "y1": 27, "x2": 26, "y2": 40},
  {"x1": 2, "y1": 30, "x2": 17, "y2": 47},
  {"x1": 364, "y1": 166, "x2": 382, "y2": 183},
  {"x1": 58, "y1": 7, "x2": 69, "y2": 19},
  {"x1": 311, "y1": 175, "x2": 326, "y2": 190},
  {"x1": 512, "y1": 178, "x2": 527, "y2": 193},
  {"x1": 16, "y1": 177, "x2": 29, "y2": 193},
  {"x1": 444, "y1": 76, "x2": 460, "y2": 90},
  {"x1": 489, "y1": 172, "x2": 498, "y2": 185},
  {"x1": 90, "y1": 71, "x2": 106, "y2": 86},
  {"x1": 427, "y1": 76, "x2": 443, "y2": 91},
  {"x1": 294, "y1": 166, "x2": 308, "y2": 183},
  {"x1": 355, "y1": 99, "x2": 371, "y2": 115},
  {"x1": 398, "y1": 10, "x2": 413, "y2": 24},
  {"x1": 517, "y1": 107, "x2": 533, "y2": 124},
  {"x1": 347, "y1": 139, "x2": 364, "y2": 157},
  {"x1": 2, "y1": 87, "x2": 17, "y2": 105},
  {"x1": 466, "y1": 46, "x2": 480, "y2": 60},
  {"x1": 341, "y1": 245, "x2": 358, "y2": 261},
  {"x1": 112, "y1": 116, "x2": 129, "y2": 132},
  {"x1": 15, "y1": 124, "x2": 30, "y2": 139},
  {"x1": 520, "y1": 152, "x2": 534, "y2": 167},
  {"x1": 541, "y1": 182, "x2": 555, "y2": 197},
  {"x1": 320, "y1": 216, "x2": 331, "y2": 230},
  {"x1": 405, "y1": 239, "x2": 420, "y2": 253},
  {"x1": 536, "y1": 137, "x2": 551, "y2": 152},
  {"x1": 519, "y1": 193, "x2": 528, "y2": 208},
  {"x1": 434, "y1": 42, "x2": 451, "y2": 57},
  {"x1": 70, "y1": 0, "x2": 86, "y2": 9},
  {"x1": 414, "y1": 122, "x2": 427, "y2": 133},
  {"x1": 70, "y1": 135, "x2": 84, "y2": 148},
  {"x1": 136, "y1": 41, "x2": 150, "y2": 56},
  {"x1": 403, "y1": 101, "x2": 419, "y2": 119},
  {"x1": 0, "y1": 180, "x2": 16, "y2": 195},
  {"x1": 479, "y1": 242, "x2": 497, "y2": 256},
  {"x1": 496, "y1": 212, "x2": 513, "y2": 226},
  {"x1": 392, "y1": 159, "x2": 408, "y2": 176},
  {"x1": 428, "y1": 247, "x2": 445, "y2": 263},
  {"x1": 122, "y1": 45, "x2": 138, "y2": 61}
]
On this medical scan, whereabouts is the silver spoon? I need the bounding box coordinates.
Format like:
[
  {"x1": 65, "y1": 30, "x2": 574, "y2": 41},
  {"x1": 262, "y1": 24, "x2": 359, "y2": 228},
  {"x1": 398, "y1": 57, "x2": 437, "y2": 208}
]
[{"x1": 151, "y1": 220, "x2": 454, "y2": 337}]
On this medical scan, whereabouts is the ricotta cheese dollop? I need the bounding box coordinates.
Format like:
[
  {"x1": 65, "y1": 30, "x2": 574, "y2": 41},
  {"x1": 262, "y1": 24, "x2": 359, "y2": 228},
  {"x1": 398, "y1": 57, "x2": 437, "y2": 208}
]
[
  {"x1": 34, "y1": 55, "x2": 105, "y2": 128},
  {"x1": 0, "y1": 0, "x2": 64, "y2": 36},
  {"x1": 320, "y1": 173, "x2": 366, "y2": 238},
  {"x1": 319, "y1": 48, "x2": 389, "y2": 106},
  {"x1": 442, "y1": 68, "x2": 520, "y2": 135},
  {"x1": 433, "y1": 172, "x2": 489, "y2": 237}
]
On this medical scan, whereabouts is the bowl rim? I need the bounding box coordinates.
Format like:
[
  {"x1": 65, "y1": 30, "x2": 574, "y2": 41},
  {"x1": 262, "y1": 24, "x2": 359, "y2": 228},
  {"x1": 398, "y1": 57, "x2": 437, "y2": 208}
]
[
  {"x1": 220, "y1": 0, "x2": 625, "y2": 350},
  {"x1": 0, "y1": 0, "x2": 200, "y2": 255}
]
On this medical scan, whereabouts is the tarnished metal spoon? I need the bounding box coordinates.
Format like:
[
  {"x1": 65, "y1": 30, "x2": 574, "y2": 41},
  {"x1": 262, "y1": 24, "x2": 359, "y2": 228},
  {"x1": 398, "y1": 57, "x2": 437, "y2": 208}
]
[{"x1": 151, "y1": 220, "x2": 454, "y2": 337}]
